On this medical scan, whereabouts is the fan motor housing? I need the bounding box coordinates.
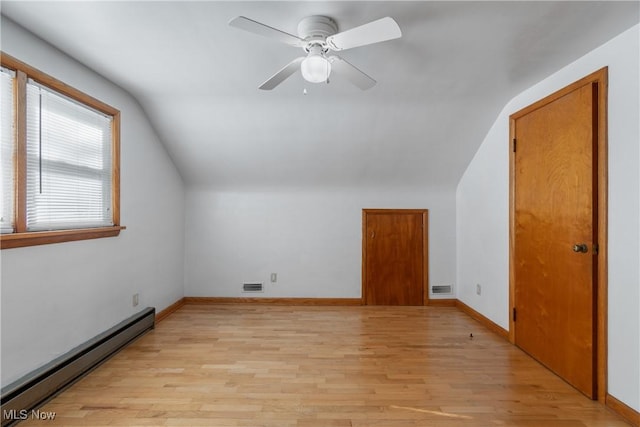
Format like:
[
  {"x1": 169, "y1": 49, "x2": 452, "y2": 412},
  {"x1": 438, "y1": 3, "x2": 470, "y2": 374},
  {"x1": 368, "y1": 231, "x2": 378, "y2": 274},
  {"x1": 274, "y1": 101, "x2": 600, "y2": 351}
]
[{"x1": 297, "y1": 16, "x2": 338, "y2": 41}]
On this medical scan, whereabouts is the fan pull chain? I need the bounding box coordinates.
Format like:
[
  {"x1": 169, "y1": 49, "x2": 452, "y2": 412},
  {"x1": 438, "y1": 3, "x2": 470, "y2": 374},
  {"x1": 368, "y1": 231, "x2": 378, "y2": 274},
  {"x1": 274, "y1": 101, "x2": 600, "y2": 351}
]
[{"x1": 326, "y1": 58, "x2": 330, "y2": 84}]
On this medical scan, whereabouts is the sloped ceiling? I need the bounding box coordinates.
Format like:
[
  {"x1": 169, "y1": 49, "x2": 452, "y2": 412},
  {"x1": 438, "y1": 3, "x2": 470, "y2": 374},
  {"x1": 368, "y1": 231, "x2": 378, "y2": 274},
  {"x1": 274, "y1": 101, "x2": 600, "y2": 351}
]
[{"x1": 2, "y1": 1, "x2": 638, "y2": 190}]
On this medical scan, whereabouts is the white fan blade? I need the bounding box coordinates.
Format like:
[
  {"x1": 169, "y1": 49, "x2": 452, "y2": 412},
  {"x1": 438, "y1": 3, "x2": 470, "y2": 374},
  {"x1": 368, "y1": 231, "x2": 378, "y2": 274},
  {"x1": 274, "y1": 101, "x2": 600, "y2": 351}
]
[
  {"x1": 229, "y1": 16, "x2": 304, "y2": 47},
  {"x1": 259, "y1": 57, "x2": 305, "y2": 90},
  {"x1": 328, "y1": 56, "x2": 376, "y2": 90},
  {"x1": 326, "y1": 17, "x2": 401, "y2": 51}
]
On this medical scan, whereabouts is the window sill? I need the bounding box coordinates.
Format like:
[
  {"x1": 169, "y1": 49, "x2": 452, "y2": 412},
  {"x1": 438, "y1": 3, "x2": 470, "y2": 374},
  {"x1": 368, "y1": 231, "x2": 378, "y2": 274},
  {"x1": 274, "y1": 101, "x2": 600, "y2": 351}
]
[{"x1": 0, "y1": 226, "x2": 126, "y2": 249}]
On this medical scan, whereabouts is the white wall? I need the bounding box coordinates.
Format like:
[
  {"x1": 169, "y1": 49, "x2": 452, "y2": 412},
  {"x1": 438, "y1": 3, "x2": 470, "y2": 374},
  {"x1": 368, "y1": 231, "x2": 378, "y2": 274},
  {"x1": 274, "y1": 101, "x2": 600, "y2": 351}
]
[
  {"x1": 0, "y1": 18, "x2": 185, "y2": 386},
  {"x1": 457, "y1": 25, "x2": 639, "y2": 410},
  {"x1": 185, "y1": 188, "x2": 456, "y2": 299}
]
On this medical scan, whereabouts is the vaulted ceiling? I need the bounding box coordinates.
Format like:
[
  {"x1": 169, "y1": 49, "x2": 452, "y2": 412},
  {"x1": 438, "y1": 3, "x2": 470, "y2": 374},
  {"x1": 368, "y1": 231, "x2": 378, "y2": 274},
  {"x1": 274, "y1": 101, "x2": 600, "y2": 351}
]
[{"x1": 2, "y1": 2, "x2": 638, "y2": 190}]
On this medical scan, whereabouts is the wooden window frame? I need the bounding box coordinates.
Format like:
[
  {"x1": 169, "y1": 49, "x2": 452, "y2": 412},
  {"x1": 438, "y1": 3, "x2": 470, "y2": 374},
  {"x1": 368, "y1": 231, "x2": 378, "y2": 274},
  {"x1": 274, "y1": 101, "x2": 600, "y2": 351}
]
[{"x1": 0, "y1": 52, "x2": 124, "y2": 249}]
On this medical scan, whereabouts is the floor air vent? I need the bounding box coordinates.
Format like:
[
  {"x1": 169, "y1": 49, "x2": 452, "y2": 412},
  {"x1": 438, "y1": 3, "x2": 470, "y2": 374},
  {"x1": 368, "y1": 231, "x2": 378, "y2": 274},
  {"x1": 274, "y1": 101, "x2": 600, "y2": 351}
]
[
  {"x1": 243, "y1": 283, "x2": 263, "y2": 293},
  {"x1": 432, "y1": 284, "x2": 453, "y2": 295}
]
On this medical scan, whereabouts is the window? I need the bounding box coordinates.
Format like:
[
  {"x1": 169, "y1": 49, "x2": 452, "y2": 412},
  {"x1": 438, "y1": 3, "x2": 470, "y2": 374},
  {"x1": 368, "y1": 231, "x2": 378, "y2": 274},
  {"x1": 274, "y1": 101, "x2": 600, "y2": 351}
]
[
  {"x1": 1, "y1": 67, "x2": 15, "y2": 234},
  {"x1": 1, "y1": 53, "x2": 123, "y2": 249},
  {"x1": 26, "y1": 80, "x2": 113, "y2": 230}
]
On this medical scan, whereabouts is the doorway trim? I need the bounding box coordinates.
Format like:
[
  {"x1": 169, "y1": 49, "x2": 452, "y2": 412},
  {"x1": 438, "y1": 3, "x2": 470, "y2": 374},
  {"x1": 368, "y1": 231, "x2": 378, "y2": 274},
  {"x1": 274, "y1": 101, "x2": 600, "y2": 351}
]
[
  {"x1": 362, "y1": 209, "x2": 429, "y2": 306},
  {"x1": 508, "y1": 67, "x2": 608, "y2": 401}
]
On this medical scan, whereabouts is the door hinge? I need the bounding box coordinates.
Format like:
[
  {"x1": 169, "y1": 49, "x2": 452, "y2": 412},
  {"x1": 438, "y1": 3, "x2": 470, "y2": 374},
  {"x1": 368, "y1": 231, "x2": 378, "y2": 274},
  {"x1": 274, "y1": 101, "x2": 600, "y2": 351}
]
[
  {"x1": 513, "y1": 307, "x2": 517, "y2": 322},
  {"x1": 513, "y1": 138, "x2": 517, "y2": 152}
]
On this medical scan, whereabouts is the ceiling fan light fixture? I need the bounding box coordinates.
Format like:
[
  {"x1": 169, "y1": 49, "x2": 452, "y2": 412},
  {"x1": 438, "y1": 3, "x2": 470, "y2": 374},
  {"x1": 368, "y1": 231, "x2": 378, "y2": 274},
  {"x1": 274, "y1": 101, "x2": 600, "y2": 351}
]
[
  {"x1": 301, "y1": 47, "x2": 331, "y2": 83},
  {"x1": 229, "y1": 15, "x2": 402, "y2": 90}
]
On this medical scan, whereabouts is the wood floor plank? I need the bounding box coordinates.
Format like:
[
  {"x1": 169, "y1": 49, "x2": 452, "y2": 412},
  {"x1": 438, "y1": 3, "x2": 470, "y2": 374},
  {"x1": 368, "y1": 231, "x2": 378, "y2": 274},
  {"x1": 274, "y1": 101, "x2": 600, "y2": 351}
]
[{"x1": 18, "y1": 305, "x2": 631, "y2": 426}]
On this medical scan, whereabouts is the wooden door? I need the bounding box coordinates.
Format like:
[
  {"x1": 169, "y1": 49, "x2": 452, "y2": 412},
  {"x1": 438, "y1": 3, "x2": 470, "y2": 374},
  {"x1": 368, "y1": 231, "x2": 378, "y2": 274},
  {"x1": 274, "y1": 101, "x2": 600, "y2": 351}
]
[
  {"x1": 362, "y1": 209, "x2": 428, "y2": 306},
  {"x1": 512, "y1": 81, "x2": 598, "y2": 398}
]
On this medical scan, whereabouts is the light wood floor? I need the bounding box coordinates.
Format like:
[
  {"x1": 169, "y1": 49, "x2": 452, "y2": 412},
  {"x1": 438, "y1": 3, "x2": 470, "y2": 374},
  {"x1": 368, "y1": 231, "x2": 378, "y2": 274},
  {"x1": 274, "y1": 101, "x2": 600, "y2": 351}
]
[{"x1": 21, "y1": 304, "x2": 629, "y2": 426}]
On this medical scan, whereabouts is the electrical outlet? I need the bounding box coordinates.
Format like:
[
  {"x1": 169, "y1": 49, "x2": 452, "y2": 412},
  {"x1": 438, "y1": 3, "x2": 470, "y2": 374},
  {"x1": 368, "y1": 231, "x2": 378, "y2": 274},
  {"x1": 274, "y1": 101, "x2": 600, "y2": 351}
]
[
  {"x1": 133, "y1": 293, "x2": 139, "y2": 307},
  {"x1": 476, "y1": 284, "x2": 481, "y2": 296},
  {"x1": 270, "y1": 273, "x2": 277, "y2": 283}
]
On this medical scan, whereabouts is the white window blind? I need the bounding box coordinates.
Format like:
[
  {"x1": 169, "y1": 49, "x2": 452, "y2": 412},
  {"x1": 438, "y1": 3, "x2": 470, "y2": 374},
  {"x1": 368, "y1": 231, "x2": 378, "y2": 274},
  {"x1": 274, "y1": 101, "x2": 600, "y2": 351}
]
[
  {"x1": 26, "y1": 80, "x2": 113, "y2": 231},
  {"x1": 1, "y1": 67, "x2": 15, "y2": 234}
]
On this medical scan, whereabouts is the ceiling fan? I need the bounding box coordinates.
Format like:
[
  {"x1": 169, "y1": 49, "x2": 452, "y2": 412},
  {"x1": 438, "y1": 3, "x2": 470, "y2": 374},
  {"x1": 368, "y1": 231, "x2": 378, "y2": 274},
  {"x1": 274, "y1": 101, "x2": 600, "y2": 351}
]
[{"x1": 229, "y1": 15, "x2": 402, "y2": 90}]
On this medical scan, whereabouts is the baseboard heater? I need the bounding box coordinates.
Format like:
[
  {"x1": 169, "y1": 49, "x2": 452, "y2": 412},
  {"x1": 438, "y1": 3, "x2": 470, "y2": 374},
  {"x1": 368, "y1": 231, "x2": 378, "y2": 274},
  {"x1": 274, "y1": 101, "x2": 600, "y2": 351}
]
[{"x1": 1, "y1": 307, "x2": 155, "y2": 426}]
